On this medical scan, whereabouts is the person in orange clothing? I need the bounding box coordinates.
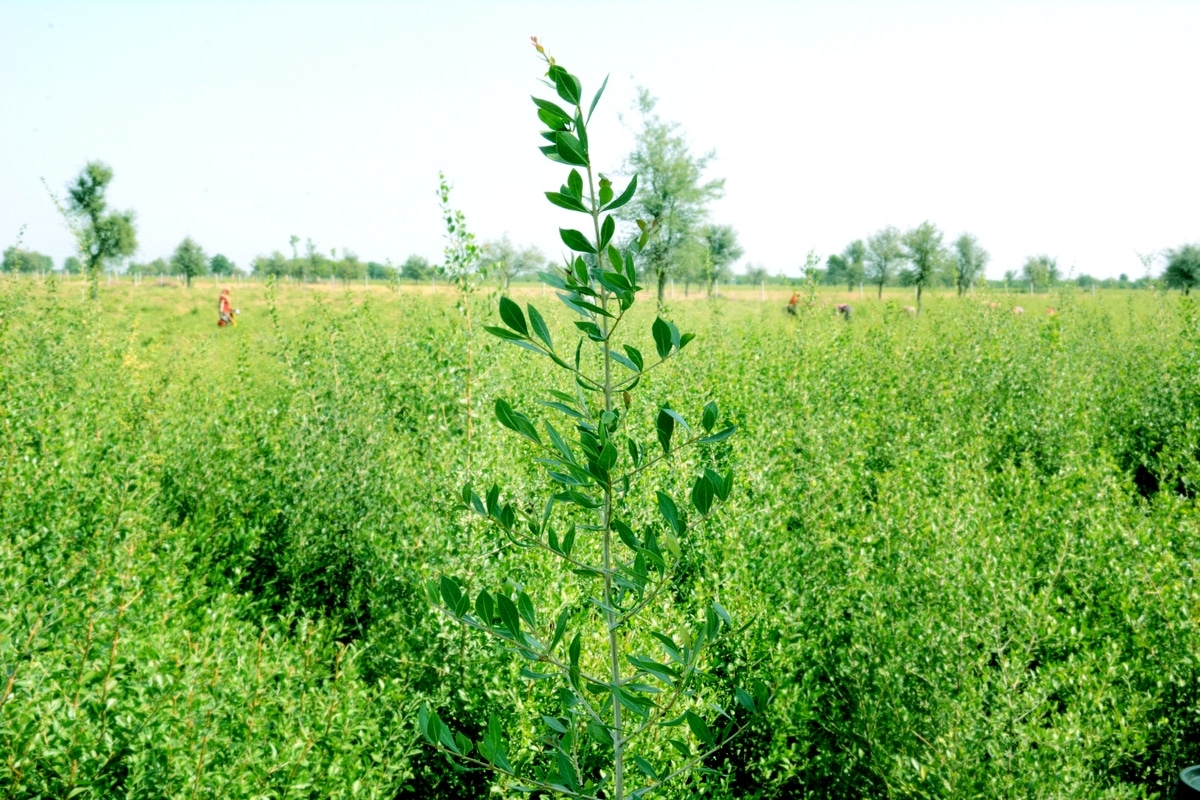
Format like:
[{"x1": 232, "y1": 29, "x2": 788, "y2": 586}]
[
  {"x1": 218, "y1": 287, "x2": 233, "y2": 327},
  {"x1": 786, "y1": 290, "x2": 799, "y2": 315}
]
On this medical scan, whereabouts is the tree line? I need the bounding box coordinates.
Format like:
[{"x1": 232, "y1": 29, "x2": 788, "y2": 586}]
[{"x1": 10, "y1": 151, "x2": 1200, "y2": 298}]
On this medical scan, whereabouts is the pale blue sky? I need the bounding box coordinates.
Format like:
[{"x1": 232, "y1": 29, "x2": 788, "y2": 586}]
[{"x1": 2, "y1": 0, "x2": 1198, "y2": 279}]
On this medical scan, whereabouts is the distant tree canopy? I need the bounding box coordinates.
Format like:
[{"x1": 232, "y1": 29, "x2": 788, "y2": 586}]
[
  {"x1": 1022, "y1": 254, "x2": 1060, "y2": 289},
  {"x1": 401, "y1": 254, "x2": 433, "y2": 281},
  {"x1": 478, "y1": 235, "x2": 546, "y2": 290},
  {"x1": 826, "y1": 239, "x2": 866, "y2": 292},
  {"x1": 65, "y1": 161, "x2": 137, "y2": 298},
  {"x1": 865, "y1": 226, "x2": 904, "y2": 299},
  {"x1": 1163, "y1": 244, "x2": 1200, "y2": 294},
  {"x1": 902, "y1": 221, "x2": 946, "y2": 313},
  {"x1": 209, "y1": 253, "x2": 237, "y2": 276},
  {"x1": 2, "y1": 247, "x2": 53, "y2": 274},
  {"x1": 952, "y1": 233, "x2": 989, "y2": 296},
  {"x1": 618, "y1": 88, "x2": 724, "y2": 306},
  {"x1": 62, "y1": 256, "x2": 82, "y2": 274},
  {"x1": 171, "y1": 237, "x2": 208, "y2": 288}
]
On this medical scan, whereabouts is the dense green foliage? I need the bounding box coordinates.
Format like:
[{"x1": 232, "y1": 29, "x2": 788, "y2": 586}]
[{"x1": 1, "y1": 276, "x2": 1198, "y2": 798}]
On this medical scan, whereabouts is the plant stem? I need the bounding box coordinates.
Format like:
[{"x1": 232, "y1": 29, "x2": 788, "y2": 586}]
[{"x1": 587, "y1": 156, "x2": 623, "y2": 800}]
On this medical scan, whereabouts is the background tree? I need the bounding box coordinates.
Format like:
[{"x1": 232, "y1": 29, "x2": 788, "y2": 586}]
[
  {"x1": 1162, "y1": 244, "x2": 1200, "y2": 294},
  {"x1": 902, "y1": 221, "x2": 946, "y2": 314},
  {"x1": 171, "y1": 237, "x2": 208, "y2": 287},
  {"x1": 952, "y1": 233, "x2": 989, "y2": 296},
  {"x1": 865, "y1": 225, "x2": 904, "y2": 299},
  {"x1": 619, "y1": 88, "x2": 724, "y2": 306},
  {"x1": 742, "y1": 262, "x2": 768, "y2": 286},
  {"x1": 401, "y1": 254, "x2": 433, "y2": 281},
  {"x1": 2, "y1": 247, "x2": 53, "y2": 274},
  {"x1": 367, "y1": 260, "x2": 394, "y2": 280},
  {"x1": 698, "y1": 223, "x2": 743, "y2": 298},
  {"x1": 210, "y1": 253, "x2": 236, "y2": 276},
  {"x1": 827, "y1": 239, "x2": 866, "y2": 292},
  {"x1": 62, "y1": 256, "x2": 82, "y2": 275},
  {"x1": 479, "y1": 234, "x2": 546, "y2": 290},
  {"x1": 1021, "y1": 254, "x2": 1060, "y2": 291},
  {"x1": 64, "y1": 161, "x2": 138, "y2": 298}
]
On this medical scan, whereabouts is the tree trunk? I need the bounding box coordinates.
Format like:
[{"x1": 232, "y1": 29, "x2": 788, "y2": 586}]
[
  {"x1": 916, "y1": 283, "x2": 923, "y2": 315},
  {"x1": 877, "y1": 281, "x2": 883, "y2": 300},
  {"x1": 656, "y1": 266, "x2": 666, "y2": 307}
]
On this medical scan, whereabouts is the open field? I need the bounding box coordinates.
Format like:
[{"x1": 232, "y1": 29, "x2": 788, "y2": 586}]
[{"x1": 2, "y1": 277, "x2": 1198, "y2": 798}]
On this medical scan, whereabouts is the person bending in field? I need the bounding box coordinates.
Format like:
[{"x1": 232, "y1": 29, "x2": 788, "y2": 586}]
[
  {"x1": 218, "y1": 287, "x2": 234, "y2": 327},
  {"x1": 786, "y1": 290, "x2": 800, "y2": 316}
]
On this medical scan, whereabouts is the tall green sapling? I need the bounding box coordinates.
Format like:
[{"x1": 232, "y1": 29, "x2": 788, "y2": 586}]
[{"x1": 418, "y1": 40, "x2": 768, "y2": 800}]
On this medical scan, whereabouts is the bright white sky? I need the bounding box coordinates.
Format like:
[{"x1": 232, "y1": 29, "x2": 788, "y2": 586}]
[{"x1": 2, "y1": 0, "x2": 1198, "y2": 279}]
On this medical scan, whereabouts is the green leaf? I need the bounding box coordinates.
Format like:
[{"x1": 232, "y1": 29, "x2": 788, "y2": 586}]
[
  {"x1": 475, "y1": 589, "x2": 495, "y2": 624},
  {"x1": 484, "y1": 325, "x2": 525, "y2": 342},
  {"x1": 550, "y1": 65, "x2": 582, "y2": 105},
  {"x1": 545, "y1": 421, "x2": 575, "y2": 462},
  {"x1": 615, "y1": 686, "x2": 650, "y2": 719},
  {"x1": 651, "y1": 632, "x2": 684, "y2": 664},
  {"x1": 691, "y1": 474, "x2": 715, "y2": 516},
  {"x1": 599, "y1": 175, "x2": 614, "y2": 207},
  {"x1": 568, "y1": 169, "x2": 583, "y2": 198},
  {"x1": 557, "y1": 750, "x2": 580, "y2": 792},
  {"x1": 562, "y1": 524, "x2": 577, "y2": 556},
  {"x1": 736, "y1": 687, "x2": 757, "y2": 714},
  {"x1": 559, "y1": 228, "x2": 597, "y2": 254},
  {"x1": 555, "y1": 131, "x2": 589, "y2": 167},
  {"x1": 633, "y1": 755, "x2": 658, "y2": 779},
  {"x1": 605, "y1": 174, "x2": 638, "y2": 211},
  {"x1": 606, "y1": 244, "x2": 623, "y2": 273},
  {"x1": 698, "y1": 425, "x2": 737, "y2": 444},
  {"x1": 652, "y1": 316, "x2": 672, "y2": 359},
  {"x1": 608, "y1": 349, "x2": 639, "y2": 372},
  {"x1": 539, "y1": 399, "x2": 585, "y2": 420},
  {"x1": 439, "y1": 576, "x2": 462, "y2": 612},
  {"x1": 542, "y1": 714, "x2": 567, "y2": 734},
  {"x1": 517, "y1": 591, "x2": 537, "y2": 629},
  {"x1": 669, "y1": 738, "x2": 692, "y2": 758},
  {"x1": 528, "y1": 304, "x2": 553, "y2": 351},
  {"x1": 499, "y1": 296, "x2": 529, "y2": 336},
  {"x1": 599, "y1": 215, "x2": 615, "y2": 251},
  {"x1": 568, "y1": 632, "x2": 581, "y2": 666},
  {"x1": 495, "y1": 399, "x2": 542, "y2": 444},
  {"x1": 598, "y1": 441, "x2": 618, "y2": 471},
  {"x1": 701, "y1": 400, "x2": 718, "y2": 433},
  {"x1": 545, "y1": 191, "x2": 587, "y2": 212},
  {"x1": 622, "y1": 345, "x2": 644, "y2": 371},
  {"x1": 586, "y1": 73, "x2": 609, "y2": 122},
  {"x1": 537, "y1": 106, "x2": 570, "y2": 130},
  {"x1": 656, "y1": 408, "x2": 674, "y2": 454},
  {"x1": 657, "y1": 491, "x2": 684, "y2": 536},
  {"x1": 661, "y1": 406, "x2": 691, "y2": 432},
  {"x1": 668, "y1": 320, "x2": 682, "y2": 351},
  {"x1": 686, "y1": 711, "x2": 715, "y2": 748},
  {"x1": 539, "y1": 270, "x2": 568, "y2": 290},
  {"x1": 550, "y1": 608, "x2": 570, "y2": 651},
  {"x1": 707, "y1": 467, "x2": 732, "y2": 501},
  {"x1": 532, "y1": 95, "x2": 572, "y2": 120},
  {"x1": 587, "y1": 721, "x2": 612, "y2": 746},
  {"x1": 496, "y1": 593, "x2": 522, "y2": 639},
  {"x1": 713, "y1": 600, "x2": 733, "y2": 628}
]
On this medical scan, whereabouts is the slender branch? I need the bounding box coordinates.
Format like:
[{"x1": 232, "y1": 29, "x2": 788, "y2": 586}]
[
  {"x1": 430, "y1": 605, "x2": 609, "y2": 688},
  {"x1": 635, "y1": 712, "x2": 764, "y2": 794},
  {"x1": 427, "y1": 744, "x2": 601, "y2": 800},
  {"x1": 616, "y1": 434, "x2": 703, "y2": 487},
  {"x1": 613, "y1": 350, "x2": 683, "y2": 391}
]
